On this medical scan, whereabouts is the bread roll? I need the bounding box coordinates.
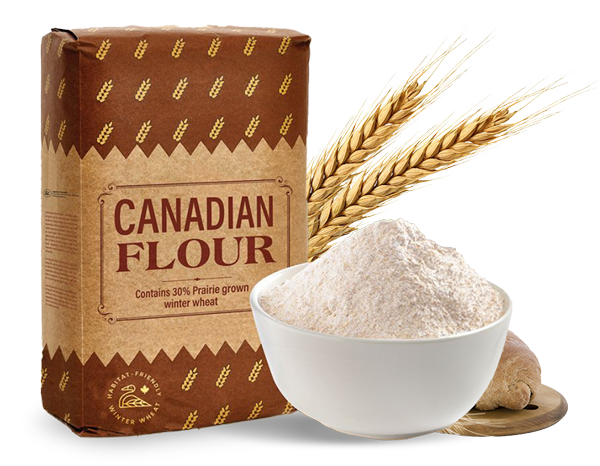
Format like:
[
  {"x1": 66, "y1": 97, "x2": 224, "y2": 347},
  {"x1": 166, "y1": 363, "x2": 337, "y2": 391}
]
[{"x1": 475, "y1": 330, "x2": 541, "y2": 410}]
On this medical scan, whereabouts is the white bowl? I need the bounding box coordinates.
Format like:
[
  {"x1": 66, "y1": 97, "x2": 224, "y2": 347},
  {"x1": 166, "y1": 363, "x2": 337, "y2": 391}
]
[{"x1": 250, "y1": 263, "x2": 512, "y2": 440}]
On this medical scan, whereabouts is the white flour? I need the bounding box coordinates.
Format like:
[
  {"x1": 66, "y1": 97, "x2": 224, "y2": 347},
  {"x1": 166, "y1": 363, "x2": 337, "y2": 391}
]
[{"x1": 260, "y1": 219, "x2": 505, "y2": 339}]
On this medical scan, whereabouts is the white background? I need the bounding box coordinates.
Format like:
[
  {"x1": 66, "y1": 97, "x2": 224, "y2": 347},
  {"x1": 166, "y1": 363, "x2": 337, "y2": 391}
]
[{"x1": 1, "y1": 0, "x2": 598, "y2": 464}]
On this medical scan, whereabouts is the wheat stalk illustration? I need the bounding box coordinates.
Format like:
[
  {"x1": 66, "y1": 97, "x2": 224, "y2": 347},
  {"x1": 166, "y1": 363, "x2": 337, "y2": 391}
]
[
  {"x1": 58, "y1": 120, "x2": 67, "y2": 141},
  {"x1": 59, "y1": 371, "x2": 70, "y2": 391},
  {"x1": 134, "y1": 39, "x2": 149, "y2": 59},
  {"x1": 171, "y1": 38, "x2": 185, "y2": 58},
  {"x1": 208, "y1": 38, "x2": 221, "y2": 57},
  {"x1": 64, "y1": 413, "x2": 71, "y2": 423},
  {"x1": 280, "y1": 113, "x2": 293, "y2": 136},
  {"x1": 44, "y1": 115, "x2": 50, "y2": 136},
  {"x1": 209, "y1": 117, "x2": 225, "y2": 140},
  {"x1": 173, "y1": 119, "x2": 189, "y2": 141},
  {"x1": 173, "y1": 77, "x2": 189, "y2": 100},
  {"x1": 45, "y1": 35, "x2": 52, "y2": 54},
  {"x1": 135, "y1": 79, "x2": 152, "y2": 101},
  {"x1": 243, "y1": 37, "x2": 257, "y2": 56},
  {"x1": 282, "y1": 402, "x2": 294, "y2": 414},
  {"x1": 181, "y1": 367, "x2": 198, "y2": 391},
  {"x1": 57, "y1": 38, "x2": 67, "y2": 57},
  {"x1": 213, "y1": 405, "x2": 231, "y2": 425},
  {"x1": 244, "y1": 75, "x2": 260, "y2": 97},
  {"x1": 248, "y1": 359, "x2": 263, "y2": 383},
  {"x1": 135, "y1": 120, "x2": 152, "y2": 144},
  {"x1": 209, "y1": 76, "x2": 225, "y2": 98},
  {"x1": 245, "y1": 116, "x2": 260, "y2": 138},
  {"x1": 279, "y1": 73, "x2": 293, "y2": 95},
  {"x1": 96, "y1": 79, "x2": 114, "y2": 103},
  {"x1": 215, "y1": 364, "x2": 231, "y2": 388},
  {"x1": 96, "y1": 40, "x2": 111, "y2": 60},
  {"x1": 44, "y1": 74, "x2": 50, "y2": 94},
  {"x1": 182, "y1": 410, "x2": 198, "y2": 430},
  {"x1": 97, "y1": 122, "x2": 114, "y2": 146},
  {"x1": 247, "y1": 401, "x2": 264, "y2": 420},
  {"x1": 41, "y1": 368, "x2": 48, "y2": 388},
  {"x1": 57, "y1": 78, "x2": 66, "y2": 99},
  {"x1": 278, "y1": 36, "x2": 291, "y2": 55}
]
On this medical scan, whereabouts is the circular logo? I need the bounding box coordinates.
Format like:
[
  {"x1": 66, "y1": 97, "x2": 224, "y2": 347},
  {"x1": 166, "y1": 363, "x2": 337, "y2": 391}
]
[
  {"x1": 106, "y1": 371, "x2": 162, "y2": 426},
  {"x1": 43, "y1": 189, "x2": 52, "y2": 198}
]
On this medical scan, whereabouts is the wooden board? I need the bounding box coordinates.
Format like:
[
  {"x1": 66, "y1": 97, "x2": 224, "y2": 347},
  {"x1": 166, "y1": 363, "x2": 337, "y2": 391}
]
[{"x1": 439, "y1": 385, "x2": 567, "y2": 437}]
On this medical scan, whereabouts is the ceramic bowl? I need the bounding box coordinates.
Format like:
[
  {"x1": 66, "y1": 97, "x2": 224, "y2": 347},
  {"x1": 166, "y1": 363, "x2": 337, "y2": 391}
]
[{"x1": 250, "y1": 263, "x2": 512, "y2": 440}]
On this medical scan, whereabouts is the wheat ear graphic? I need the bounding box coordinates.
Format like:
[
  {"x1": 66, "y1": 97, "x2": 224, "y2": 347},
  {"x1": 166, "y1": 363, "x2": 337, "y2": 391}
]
[
  {"x1": 209, "y1": 117, "x2": 225, "y2": 140},
  {"x1": 59, "y1": 371, "x2": 70, "y2": 391},
  {"x1": 173, "y1": 119, "x2": 189, "y2": 141},
  {"x1": 135, "y1": 120, "x2": 152, "y2": 144},
  {"x1": 280, "y1": 113, "x2": 293, "y2": 136},
  {"x1": 56, "y1": 78, "x2": 66, "y2": 99},
  {"x1": 57, "y1": 38, "x2": 67, "y2": 57},
  {"x1": 247, "y1": 401, "x2": 264, "y2": 420},
  {"x1": 279, "y1": 73, "x2": 293, "y2": 95},
  {"x1": 173, "y1": 77, "x2": 189, "y2": 100},
  {"x1": 41, "y1": 368, "x2": 48, "y2": 388},
  {"x1": 172, "y1": 38, "x2": 185, "y2": 58},
  {"x1": 181, "y1": 367, "x2": 198, "y2": 391},
  {"x1": 182, "y1": 410, "x2": 198, "y2": 430},
  {"x1": 134, "y1": 39, "x2": 149, "y2": 59},
  {"x1": 278, "y1": 36, "x2": 291, "y2": 55},
  {"x1": 245, "y1": 75, "x2": 260, "y2": 97},
  {"x1": 97, "y1": 122, "x2": 114, "y2": 145},
  {"x1": 213, "y1": 405, "x2": 231, "y2": 425},
  {"x1": 243, "y1": 37, "x2": 257, "y2": 56},
  {"x1": 208, "y1": 38, "x2": 221, "y2": 57},
  {"x1": 248, "y1": 359, "x2": 263, "y2": 383},
  {"x1": 209, "y1": 76, "x2": 225, "y2": 98},
  {"x1": 57, "y1": 120, "x2": 67, "y2": 141},
  {"x1": 215, "y1": 364, "x2": 231, "y2": 387},
  {"x1": 96, "y1": 79, "x2": 114, "y2": 102},
  {"x1": 245, "y1": 116, "x2": 260, "y2": 138},
  {"x1": 96, "y1": 40, "x2": 111, "y2": 60},
  {"x1": 135, "y1": 79, "x2": 151, "y2": 101}
]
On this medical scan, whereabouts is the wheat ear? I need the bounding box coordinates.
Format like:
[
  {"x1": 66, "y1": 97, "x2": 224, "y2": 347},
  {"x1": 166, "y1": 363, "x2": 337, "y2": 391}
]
[
  {"x1": 306, "y1": 41, "x2": 468, "y2": 223},
  {"x1": 308, "y1": 84, "x2": 570, "y2": 259}
]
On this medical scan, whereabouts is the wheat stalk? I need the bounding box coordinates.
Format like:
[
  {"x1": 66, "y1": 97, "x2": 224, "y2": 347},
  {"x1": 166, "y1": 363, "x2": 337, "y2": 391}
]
[
  {"x1": 173, "y1": 77, "x2": 188, "y2": 100},
  {"x1": 57, "y1": 38, "x2": 67, "y2": 57},
  {"x1": 173, "y1": 119, "x2": 189, "y2": 141},
  {"x1": 135, "y1": 79, "x2": 151, "y2": 101},
  {"x1": 213, "y1": 405, "x2": 231, "y2": 425},
  {"x1": 280, "y1": 113, "x2": 293, "y2": 136},
  {"x1": 243, "y1": 37, "x2": 257, "y2": 56},
  {"x1": 181, "y1": 367, "x2": 198, "y2": 391},
  {"x1": 96, "y1": 40, "x2": 111, "y2": 60},
  {"x1": 279, "y1": 73, "x2": 293, "y2": 95},
  {"x1": 208, "y1": 38, "x2": 221, "y2": 57},
  {"x1": 136, "y1": 120, "x2": 152, "y2": 144},
  {"x1": 308, "y1": 84, "x2": 569, "y2": 259},
  {"x1": 248, "y1": 359, "x2": 263, "y2": 383},
  {"x1": 57, "y1": 120, "x2": 67, "y2": 141},
  {"x1": 209, "y1": 117, "x2": 225, "y2": 140},
  {"x1": 245, "y1": 116, "x2": 260, "y2": 138},
  {"x1": 245, "y1": 75, "x2": 260, "y2": 97},
  {"x1": 282, "y1": 401, "x2": 294, "y2": 414},
  {"x1": 96, "y1": 79, "x2": 114, "y2": 103},
  {"x1": 182, "y1": 410, "x2": 198, "y2": 430},
  {"x1": 215, "y1": 364, "x2": 231, "y2": 388},
  {"x1": 247, "y1": 401, "x2": 263, "y2": 420},
  {"x1": 46, "y1": 35, "x2": 53, "y2": 54},
  {"x1": 134, "y1": 39, "x2": 149, "y2": 59},
  {"x1": 41, "y1": 368, "x2": 48, "y2": 388},
  {"x1": 172, "y1": 38, "x2": 185, "y2": 58},
  {"x1": 64, "y1": 413, "x2": 71, "y2": 423},
  {"x1": 44, "y1": 74, "x2": 51, "y2": 94},
  {"x1": 57, "y1": 78, "x2": 66, "y2": 99},
  {"x1": 278, "y1": 36, "x2": 291, "y2": 55},
  {"x1": 59, "y1": 371, "x2": 69, "y2": 391},
  {"x1": 305, "y1": 40, "x2": 475, "y2": 224},
  {"x1": 209, "y1": 76, "x2": 225, "y2": 98},
  {"x1": 97, "y1": 122, "x2": 114, "y2": 146},
  {"x1": 44, "y1": 115, "x2": 50, "y2": 136}
]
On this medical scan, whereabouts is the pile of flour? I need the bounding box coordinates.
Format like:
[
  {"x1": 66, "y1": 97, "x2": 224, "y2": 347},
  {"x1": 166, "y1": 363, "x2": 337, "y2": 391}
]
[{"x1": 260, "y1": 219, "x2": 505, "y2": 339}]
